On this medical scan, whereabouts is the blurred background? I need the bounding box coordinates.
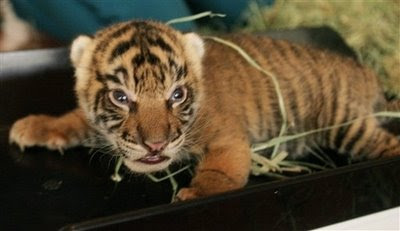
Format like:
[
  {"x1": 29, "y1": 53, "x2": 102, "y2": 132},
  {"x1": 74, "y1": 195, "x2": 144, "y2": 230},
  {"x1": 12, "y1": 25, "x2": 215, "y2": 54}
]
[{"x1": 0, "y1": 0, "x2": 399, "y2": 98}]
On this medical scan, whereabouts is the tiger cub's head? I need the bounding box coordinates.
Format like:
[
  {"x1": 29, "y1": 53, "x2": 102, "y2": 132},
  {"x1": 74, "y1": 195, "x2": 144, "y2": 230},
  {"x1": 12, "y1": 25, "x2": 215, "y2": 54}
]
[{"x1": 70, "y1": 21, "x2": 205, "y2": 173}]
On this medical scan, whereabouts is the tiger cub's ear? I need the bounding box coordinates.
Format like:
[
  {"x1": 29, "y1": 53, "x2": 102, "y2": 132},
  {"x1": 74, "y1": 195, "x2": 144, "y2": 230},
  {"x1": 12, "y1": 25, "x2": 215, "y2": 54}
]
[
  {"x1": 70, "y1": 35, "x2": 92, "y2": 67},
  {"x1": 183, "y1": 33, "x2": 204, "y2": 58},
  {"x1": 182, "y1": 33, "x2": 204, "y2": 75}
]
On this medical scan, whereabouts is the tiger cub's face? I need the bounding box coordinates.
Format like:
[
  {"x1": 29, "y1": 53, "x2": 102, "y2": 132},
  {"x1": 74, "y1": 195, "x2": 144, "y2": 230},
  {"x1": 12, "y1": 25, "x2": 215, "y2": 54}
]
[{"x1": 70, "y1": 21, "x2": 205, "y2": 173}]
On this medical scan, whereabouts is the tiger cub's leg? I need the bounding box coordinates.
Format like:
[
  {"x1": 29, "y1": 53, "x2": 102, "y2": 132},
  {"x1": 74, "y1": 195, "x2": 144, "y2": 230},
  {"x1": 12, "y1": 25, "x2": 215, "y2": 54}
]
[
  {"x1": 9, "y1": 108, "x2": 91, "y2": 152},
  {"x1": 176, "y1": 137, "x2": 251, "y2": 201},
  {"x1": 331, "y1": 118, "x2": 400, "y2": 159}
]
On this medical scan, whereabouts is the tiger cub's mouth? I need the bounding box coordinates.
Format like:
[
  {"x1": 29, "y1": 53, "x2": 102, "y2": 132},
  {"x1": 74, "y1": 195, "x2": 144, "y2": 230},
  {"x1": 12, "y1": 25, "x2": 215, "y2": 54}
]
[
  {"x1": 123, "y1": 151, "x2": 173, "y2": 173},
  {"x1": 136, "y1": 153, "x2": 170, "y2": 165}
]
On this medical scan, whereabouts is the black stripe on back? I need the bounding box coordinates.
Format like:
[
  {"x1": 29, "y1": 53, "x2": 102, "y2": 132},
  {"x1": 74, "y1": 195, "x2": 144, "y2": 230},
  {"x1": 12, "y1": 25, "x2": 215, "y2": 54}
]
[
  {"x1": 290, "y1": 44, "x2": 321, "y2": 125},
  {"x1": 269, "y1": 40, "x2": 300, "y2": 129},
  {"x1": 328, "y1": 71, "x2": 339, "y2": 127},
  {"x1": 368, "y1": 130, "x2": 385, "y2": 158},
  {"x1": 333, "y1": 107, "x2": 350, "y2": 150},
  {"x1": 343, "y1": 121, "x2": 365, "y2": 153},
  {"x1": 241, "y1": 46, "x2": 264, "y2": 138},
  {"x1": 284, "y1": 42, "x2": 315, "y2": 127},
  {"x1": 377, "y1": 136, "x2": 397, "y2": 157}
]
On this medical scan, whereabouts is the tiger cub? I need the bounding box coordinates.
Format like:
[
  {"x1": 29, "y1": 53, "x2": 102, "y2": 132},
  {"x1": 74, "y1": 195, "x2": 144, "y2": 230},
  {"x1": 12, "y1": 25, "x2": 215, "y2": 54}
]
[{"x1": 9, "y1": 20, "x2": 400, "y2": 200}]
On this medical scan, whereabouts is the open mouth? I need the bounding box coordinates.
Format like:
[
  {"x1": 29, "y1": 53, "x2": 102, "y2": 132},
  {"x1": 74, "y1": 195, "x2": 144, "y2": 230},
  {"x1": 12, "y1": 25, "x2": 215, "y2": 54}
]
[{"x1": 136, "y1": 153, "x2": 170, "y2": 165}]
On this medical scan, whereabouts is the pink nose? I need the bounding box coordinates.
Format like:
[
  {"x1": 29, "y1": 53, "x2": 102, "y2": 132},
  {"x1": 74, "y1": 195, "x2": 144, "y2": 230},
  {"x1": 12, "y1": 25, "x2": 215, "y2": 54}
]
[{"x1": 144, "y1": 140, "x2": 167, "y2": 152}]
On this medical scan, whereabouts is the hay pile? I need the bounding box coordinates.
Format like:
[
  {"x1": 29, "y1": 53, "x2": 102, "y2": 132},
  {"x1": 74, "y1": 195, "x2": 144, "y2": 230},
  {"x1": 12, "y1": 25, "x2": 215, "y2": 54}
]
[{"x1": 243, "y1": 0, "x2": 400, "y2": 98}]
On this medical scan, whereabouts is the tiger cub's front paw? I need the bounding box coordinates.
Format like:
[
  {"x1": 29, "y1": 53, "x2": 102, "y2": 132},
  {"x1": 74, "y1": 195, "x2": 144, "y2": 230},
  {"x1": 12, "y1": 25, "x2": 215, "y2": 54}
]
[
  {"x1": 175, "y1": 187, "x2": 202, "y2": 201},
  {"x1": 9, "y1": 114, "x2": 81, "y2": 152}
]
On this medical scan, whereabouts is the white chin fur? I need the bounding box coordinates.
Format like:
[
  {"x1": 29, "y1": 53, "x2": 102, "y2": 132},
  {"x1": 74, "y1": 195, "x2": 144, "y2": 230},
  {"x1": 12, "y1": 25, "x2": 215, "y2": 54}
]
[{"x1": 123, "y1": 158, "x2": 173, "y2": 173}]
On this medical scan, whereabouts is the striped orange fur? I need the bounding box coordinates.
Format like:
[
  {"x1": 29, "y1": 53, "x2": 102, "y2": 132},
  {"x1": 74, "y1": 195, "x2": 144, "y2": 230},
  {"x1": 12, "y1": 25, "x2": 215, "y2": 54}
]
[{"x1": 9, "y1": 21, "x2": 400, "y2": 200}]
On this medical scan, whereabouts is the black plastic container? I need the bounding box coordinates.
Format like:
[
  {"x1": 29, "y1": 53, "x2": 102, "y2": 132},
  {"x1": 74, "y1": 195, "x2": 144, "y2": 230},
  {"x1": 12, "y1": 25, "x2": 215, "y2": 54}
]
[{"x1": 0, "y1": 28, "x2": 399, "y2": 230}]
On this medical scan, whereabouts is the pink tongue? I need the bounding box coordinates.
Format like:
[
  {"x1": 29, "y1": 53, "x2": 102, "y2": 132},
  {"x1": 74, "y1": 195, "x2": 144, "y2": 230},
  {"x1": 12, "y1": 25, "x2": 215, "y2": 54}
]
[{"x1": 137, "y1": 154, "x2": 169, "y2": 165}]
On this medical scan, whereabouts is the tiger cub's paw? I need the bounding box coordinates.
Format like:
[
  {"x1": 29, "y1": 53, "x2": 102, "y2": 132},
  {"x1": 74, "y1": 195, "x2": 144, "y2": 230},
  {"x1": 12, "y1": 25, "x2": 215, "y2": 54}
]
[
  {"x1": 175, "y1": 187, "x2": 201, "y2": 201},
  {"x1": 9, "y1": 114, "x2": 80, "y2": 153}
]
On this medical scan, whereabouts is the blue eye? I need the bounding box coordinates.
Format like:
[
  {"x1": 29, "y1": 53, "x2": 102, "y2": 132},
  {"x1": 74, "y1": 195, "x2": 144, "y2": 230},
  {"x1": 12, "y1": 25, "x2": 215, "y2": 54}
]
[
  {"x1": 170, "y1": 86, "x2": 186, "y2": 103},
  {"x1": 110, "y1": 89, "x2": 129, "y2": 106}
]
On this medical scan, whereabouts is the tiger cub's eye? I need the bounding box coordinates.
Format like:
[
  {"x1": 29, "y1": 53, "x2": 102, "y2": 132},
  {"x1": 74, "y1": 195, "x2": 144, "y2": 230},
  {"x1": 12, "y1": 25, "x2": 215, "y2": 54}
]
[
  {"x1": 109, "y1": 89, "x2": 130, "y2": 107},
  {"x1": 169, "y1": 86, "x2": 187, "y2": 105}
]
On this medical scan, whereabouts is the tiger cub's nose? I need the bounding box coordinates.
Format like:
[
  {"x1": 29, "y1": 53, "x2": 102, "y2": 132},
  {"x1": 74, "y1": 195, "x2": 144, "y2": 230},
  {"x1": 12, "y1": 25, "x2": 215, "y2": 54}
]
[{"x1": 144, "y1": 140, "x2": 167, "y2": 152}]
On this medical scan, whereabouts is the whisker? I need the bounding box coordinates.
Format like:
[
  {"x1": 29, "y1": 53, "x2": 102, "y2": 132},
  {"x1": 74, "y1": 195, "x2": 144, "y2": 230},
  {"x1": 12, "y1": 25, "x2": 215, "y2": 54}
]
[{"x1": 88, "y1": 144, "x2": 116, "y2": 165}]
